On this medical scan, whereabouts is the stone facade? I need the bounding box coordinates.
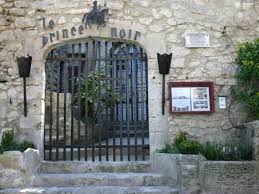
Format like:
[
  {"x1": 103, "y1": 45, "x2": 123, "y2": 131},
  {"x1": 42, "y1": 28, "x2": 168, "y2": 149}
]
[
  {"x1": 0, "y1": 148, "x2": 40, "y2": 189},
  {"x1": 247, "y1": 120, "x2": 259, "y2": 192},
  {"x1": 0, "y1": 0, "x2": 259, "y2": 155},
  {"x1": 151, "y1": 153, "x2": 205, "y2": 193},
  {"x1": 200, "y1": 161, "x2": 256, "y2": 194},
  {"x1": 151, "y1": 153, "x2": 257, "y2": 194}
]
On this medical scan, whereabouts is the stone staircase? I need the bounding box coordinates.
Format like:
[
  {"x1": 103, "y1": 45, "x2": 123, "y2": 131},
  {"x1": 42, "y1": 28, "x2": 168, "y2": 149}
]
[{"x1": 0, "y1": 161, "x2": 179, "y2": 194}]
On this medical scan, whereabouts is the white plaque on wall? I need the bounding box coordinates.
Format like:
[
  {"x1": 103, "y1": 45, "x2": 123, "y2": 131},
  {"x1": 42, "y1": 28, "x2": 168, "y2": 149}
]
[
  {"x1": 219, "y1": 96, "x2": 227, "y2": 109},
  {"x1": 185, "y1": 33, "x2": 210, "y2": 48}
]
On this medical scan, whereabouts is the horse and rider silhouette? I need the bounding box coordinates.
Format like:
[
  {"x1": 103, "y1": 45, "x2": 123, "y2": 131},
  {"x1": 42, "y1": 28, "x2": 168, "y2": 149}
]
[{"x1": 82, "y1": 1, "x2": 109, "y2": 29}]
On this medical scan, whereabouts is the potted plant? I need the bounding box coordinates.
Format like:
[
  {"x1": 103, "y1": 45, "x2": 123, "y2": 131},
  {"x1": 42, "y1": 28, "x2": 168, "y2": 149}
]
[{"x1": 73, "y1": 67, "x2": 121, "y2": 142}]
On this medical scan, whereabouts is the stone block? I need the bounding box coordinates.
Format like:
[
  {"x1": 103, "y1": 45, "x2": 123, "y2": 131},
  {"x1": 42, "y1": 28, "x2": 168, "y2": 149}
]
[
  {"x1": 151, "y1": 153, "x2": 180, "y2": 187},
  {"x1": 19, "y1": 114, "x2": 41, "y2": 129},
  {"x1": 3, "y1": 2, "x2": 14, "y2": 8},
  {"x1": 54, "y1": 0, "x2": 84, "y2": 9},
  {"x1": 139, "y1": 17, "x2": 153, "y2": 25},
  {"x1": 0, "y1": 169, "x2": 25, "y2": 188},
  {"x1": 159, "y1": 8, "x2": 173, "y2": 18},
  {"x1": 58, "y1": 16, "x2": 67, "y2": 25},
  {"x1": 151, "y1": 153, "x2": 207, "y2": 192},
  {"x1": 0, "y1": 18, "x2": 10, "y2": 26},
  {"x1": 0, "y1": 151, "x2": 23, "y2": 170},
  {"x1": 8, "y1": 8, "x2": 25, "y2": 16},
  {"x1": 15, "y1": 18, "x2": 36, "y2": 29},
  {"x1": 173, "y1": 58, "x2": 185, "y2": 68},
  {"x1": 149, "y1": 133, "x2": 169, "y2": 153},
  {"x1": 107, "y1": 1, "x2": 123, "y2": 10},
  {"x1": 22, "y1": 148, "x2": 40, "y2": 175},
  {"x1": 14, "y1": 1, "x2": 29, "y2": 8},
  {"x1": 200, "y1": 161, "x2": 256, "y2": 194}
]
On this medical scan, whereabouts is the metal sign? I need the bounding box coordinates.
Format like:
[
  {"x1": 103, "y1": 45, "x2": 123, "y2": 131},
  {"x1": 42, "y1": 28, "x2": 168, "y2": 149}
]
[
  {"x1": 40, "y1": 0, "x2": 141, "y2": 47},
  {"x1": 219, "y1": 96, "x2": 227, "y2": 109},
  {"x1": 82, "y1": 1, "x2": 109, "y2": 29},
  {"x1": 185, "y1": 33, "x2": 210, "y2": 48}
]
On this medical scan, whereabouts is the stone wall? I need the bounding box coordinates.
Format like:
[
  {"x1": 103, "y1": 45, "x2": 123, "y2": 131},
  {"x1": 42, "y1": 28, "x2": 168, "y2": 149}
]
[
  {"x1": 151, "y1": 153, "x2": 205, "y2": 193},
  {"x1": 0, "y1": 149, "x2": 40, "y2": 189},
  {"x1": 0, "y1": 0, "x2": 259, "y2": 154},
  {"x1": 200, "y1": 161, "x2": 256, "y2": 194},
  {"x1": 246, "y1": 120, "x2": 259, "y2": 192},
  {"x1": 151, "y1": 153, "x2": 257, "y2": 194}
]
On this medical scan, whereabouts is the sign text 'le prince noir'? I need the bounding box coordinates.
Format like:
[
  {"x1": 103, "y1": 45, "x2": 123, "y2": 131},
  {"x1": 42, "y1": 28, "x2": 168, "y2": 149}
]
[{"x1": 40, "y1": 1, "x2": 141, "y2": 47}]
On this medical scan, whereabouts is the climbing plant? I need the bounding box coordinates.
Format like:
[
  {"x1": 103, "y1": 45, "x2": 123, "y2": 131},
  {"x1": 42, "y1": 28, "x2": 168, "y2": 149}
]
[{"x1": 231, "y1": 38, "x2": 259, "y2": 120}]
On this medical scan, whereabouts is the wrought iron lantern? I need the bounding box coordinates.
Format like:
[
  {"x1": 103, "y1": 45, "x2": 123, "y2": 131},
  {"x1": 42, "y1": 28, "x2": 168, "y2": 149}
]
[
  {"x1": 157, "y1": 53, "x2": 172, "y2": 115},
  {"x1": 17, "y1": 56, "x2": 32, "y2": 117}
]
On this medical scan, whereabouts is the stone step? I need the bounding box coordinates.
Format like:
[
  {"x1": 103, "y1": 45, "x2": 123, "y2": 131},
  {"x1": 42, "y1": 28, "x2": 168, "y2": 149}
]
[
  {"x1": 0, "y1": 186, "x2": 179, "y2": 194},
  {"x1": 40, "y1": 161, "x2": 150, "y2": 173},
  {"x1": 32, "y1": 173, "x2": 175, "y2": 187}
]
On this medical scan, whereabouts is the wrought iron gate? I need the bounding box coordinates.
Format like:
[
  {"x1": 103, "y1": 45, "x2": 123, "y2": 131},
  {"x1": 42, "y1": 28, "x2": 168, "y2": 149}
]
[{"x1": 44, "y1": 39, "x2": 149, "y2": 161}]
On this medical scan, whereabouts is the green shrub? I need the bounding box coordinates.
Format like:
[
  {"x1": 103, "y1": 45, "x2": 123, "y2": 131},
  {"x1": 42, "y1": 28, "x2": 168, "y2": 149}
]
[
  {"x1": 177, "y1": 139, "x2": 202, "y2": 154},
  {"x1": 232, "y1": 38, "x2": 259, "y2": 119},
  {"x1": 175, "y1": 132, "x2": 202, "y2": 155},
  {"x1": 201, "y1": 140, "x2": 253, "y2": 161},
  {"x1": 0, "y1": 131, "x2": 18, "y2": 153},
  {"x1": 159, "y1": 143, "x2": 179, "y2": 154},
  {"x1": 200, "y1": 142, "x2": 224, "y2": 161},
  {"x1": 18, "y1": 140, "x2": 35, "y2": 152},
  {"x1": 0, "y1": 131, "x2": 35, "y2": 154},
  {"x1": 174, "y1": 131, "x2": 188, "y2": 146},
  {"x1": 159, "y1": 132, "x2": 253, "y2": 161}
]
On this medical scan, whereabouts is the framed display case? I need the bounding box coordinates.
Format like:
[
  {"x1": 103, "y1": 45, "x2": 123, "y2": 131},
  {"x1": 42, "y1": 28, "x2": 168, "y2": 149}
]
[{"x1": 168, "y1": 81, "x2": 215, "y2": 114}]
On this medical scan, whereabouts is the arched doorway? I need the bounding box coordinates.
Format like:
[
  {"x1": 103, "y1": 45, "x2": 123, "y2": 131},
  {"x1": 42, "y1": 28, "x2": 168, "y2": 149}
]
[{"x1": 44, "y1": 39, "x2": 149, "y2": 161}]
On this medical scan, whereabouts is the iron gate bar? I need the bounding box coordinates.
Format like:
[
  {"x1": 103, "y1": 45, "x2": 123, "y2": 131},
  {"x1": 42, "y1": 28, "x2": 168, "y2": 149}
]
[
  {"x1": 105, "y1": 41, "x2": 109, "y2": 161},
  {"x1": 63, "y1": 60, "x2": 68, "y2": 160},
  {"x1": 134, "y1": 45, "x2": 138, "y2": 160},
  {"x1": 119, "y1": 45, "x2": 123, "y2": 161},
  {"x1": 56, "y1": 52, "x2": 60, "y2": 161},
  {"x1": 49, "y1": 50, "x2": 54, "y2": 161},
  {"x1": 126, "y1": 44, "x2": 130, "y2": 161},
  {"x1": 98, "y1": 40, "x2": 102, "y2": 161},
  {"x1": 44, "y1": 85, "x2": 46, "y2": 160},
  {"x1": 130, "y1": 49, "x2": 134, "y2": 149},
  {"x1": 91, "y1": 40, "x2": 97, "y2": 162},
  {"x1": 71, "y1": 44, "x2": 74, "y2": 161},
  {"x1": 112, "y1": 42, "x2": 116, "y2": 161},
  {"x1": 85, "y1": 42, "x2": 89, "y2": 161},
  {"x1": 77, "y1": 43, "x2": 82, "y2": 161},
  {"x1": 141, "y1": 47, "x2": 145, "y2": 161}
]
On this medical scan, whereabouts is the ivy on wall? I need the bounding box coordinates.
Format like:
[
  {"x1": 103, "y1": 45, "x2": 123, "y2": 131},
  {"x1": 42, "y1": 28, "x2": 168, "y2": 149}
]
[{"x1": 231, "y1": 38, "x2": 259, "y2": 119}]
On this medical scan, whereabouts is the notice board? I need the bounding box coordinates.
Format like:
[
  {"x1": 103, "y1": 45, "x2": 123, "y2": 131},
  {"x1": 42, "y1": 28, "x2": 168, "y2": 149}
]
[{"x1": 168, "y1": 82, "x2": 215, "y2": 114}]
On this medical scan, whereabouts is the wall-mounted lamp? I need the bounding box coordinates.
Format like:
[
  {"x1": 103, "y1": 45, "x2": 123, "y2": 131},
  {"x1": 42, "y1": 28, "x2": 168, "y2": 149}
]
[
  {"x1": 157, "y1": 53, "x2": 172, "y2": 115},
  {"x1": 17, "y1": 56, "x2": 32, "y2": 117}
]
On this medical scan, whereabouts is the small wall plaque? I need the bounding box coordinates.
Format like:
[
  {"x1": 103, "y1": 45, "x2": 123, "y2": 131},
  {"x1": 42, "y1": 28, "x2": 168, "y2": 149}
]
[
  {"x1": 219, "y1": 96, "x2": 227, "y2": 109},
  {"x1": 185, "y1": 33, "x2": 210, "y2": 48}
]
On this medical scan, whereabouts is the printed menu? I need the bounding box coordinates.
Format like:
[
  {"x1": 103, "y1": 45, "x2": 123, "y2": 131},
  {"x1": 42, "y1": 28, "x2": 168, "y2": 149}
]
[{"x1": 171, "y1": 87, "x2": 210, "y2": 112}]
